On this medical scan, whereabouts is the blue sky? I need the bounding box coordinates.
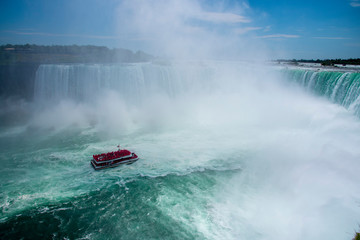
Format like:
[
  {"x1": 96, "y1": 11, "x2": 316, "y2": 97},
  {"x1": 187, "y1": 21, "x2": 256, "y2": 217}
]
[{"x1": 0, "y1": 0, "x2": 359, "y2": 59}]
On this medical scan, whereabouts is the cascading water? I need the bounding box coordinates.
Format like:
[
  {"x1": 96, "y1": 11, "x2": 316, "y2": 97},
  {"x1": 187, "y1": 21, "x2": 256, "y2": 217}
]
[
  {"x1": 282, "y1": 68, "x2": 360, "y2": 116},
  {"x1": 1, "y1": 62, "x2": 360, "y2": 240},
  {"x1": 34, "y1": 63, "x2": 216, "y2": 104}
]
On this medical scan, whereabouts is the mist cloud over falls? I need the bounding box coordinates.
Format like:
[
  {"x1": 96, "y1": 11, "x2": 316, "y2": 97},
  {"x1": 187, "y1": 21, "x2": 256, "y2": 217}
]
[
  {"x1": 115, "y1": 0, "x2": 267, "y2": 60},
  {"x1": 30, "y1": 61, "x2": 360, "y2": 135},
  {"x1": 30, "y1": 62, "x2": 301, "y2": 133}
]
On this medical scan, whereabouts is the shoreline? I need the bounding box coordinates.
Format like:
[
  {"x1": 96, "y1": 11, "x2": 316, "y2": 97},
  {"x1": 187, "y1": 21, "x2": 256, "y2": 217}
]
[{"x1": 272, "y1": 61, "x2": 360, "y2": 73}]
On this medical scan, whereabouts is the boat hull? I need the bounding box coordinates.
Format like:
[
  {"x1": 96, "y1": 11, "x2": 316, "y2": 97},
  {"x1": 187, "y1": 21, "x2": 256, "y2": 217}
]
[{"x1": 91, "y1": 154, "x2": 139, "y2": 170}]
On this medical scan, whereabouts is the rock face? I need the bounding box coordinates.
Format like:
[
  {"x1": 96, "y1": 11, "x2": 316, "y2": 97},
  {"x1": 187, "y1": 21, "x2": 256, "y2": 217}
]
[{"x1": 0, "y1": 63, "x2": 39, "y2": 100}]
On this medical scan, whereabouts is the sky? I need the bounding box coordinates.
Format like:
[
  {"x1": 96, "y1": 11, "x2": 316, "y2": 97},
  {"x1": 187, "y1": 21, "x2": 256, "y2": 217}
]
[{"x1": 0, "y1": 0, "x2": 359, "y2": 59}]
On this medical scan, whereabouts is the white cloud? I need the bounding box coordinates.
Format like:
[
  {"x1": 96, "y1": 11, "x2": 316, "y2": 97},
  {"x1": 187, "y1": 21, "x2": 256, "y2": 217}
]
[
  {"x1": 263, "y1": 26, "x2": 271, "y2": 32},
  {"x1": 313, "y1": 37, "x2": 351, "y2": 40},
  {"x1": 195, "y1": 12, "x2": 251, "y2": 23},
  {"x1": 257, "y1": 34, "x2": 300, "y2": 39},
  {"x1": 114, "y1": 0, "x2": 267, "y2": 60},
  {"x1": 345, "y1": 42, "x2": 360, "y2": 47},
  {"x1": 235, "y1": 27, "x2": 262, "y2": 34},
  {"x1": 242, "y1": 1, "x2": 250, "y2": 9},
  {"x1": 350, "y1": 0, "x2": 360, "y2": 7}
]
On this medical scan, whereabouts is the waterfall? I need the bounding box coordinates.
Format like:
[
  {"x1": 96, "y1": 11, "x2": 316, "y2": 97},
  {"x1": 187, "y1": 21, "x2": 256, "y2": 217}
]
[
  {"x1": 34, "y1": 63, "x2": 360, "y2": 117},
  {"x1": 282, "y1": 69, "x2": 360, "y2": 117},
  {"x1": 34, "y1": 63, "x2": 216, "y2": 104}
]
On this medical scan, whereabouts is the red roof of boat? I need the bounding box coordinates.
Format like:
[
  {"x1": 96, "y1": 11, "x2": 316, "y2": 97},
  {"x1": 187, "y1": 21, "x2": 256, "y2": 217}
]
[{"x1": 93, "y1": 149, "x2": 131, "y2": 162}]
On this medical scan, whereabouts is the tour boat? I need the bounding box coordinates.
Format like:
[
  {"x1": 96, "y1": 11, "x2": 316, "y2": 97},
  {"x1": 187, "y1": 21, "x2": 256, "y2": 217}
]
[{"x1": 91, "y1": 148, "x2": 139, "y2": 170}]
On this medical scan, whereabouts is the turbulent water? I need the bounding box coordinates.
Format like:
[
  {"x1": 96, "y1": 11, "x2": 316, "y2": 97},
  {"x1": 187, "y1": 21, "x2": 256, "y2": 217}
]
[{"x1": 1, "y1": 62, "x2": 360, "y2": 239}]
